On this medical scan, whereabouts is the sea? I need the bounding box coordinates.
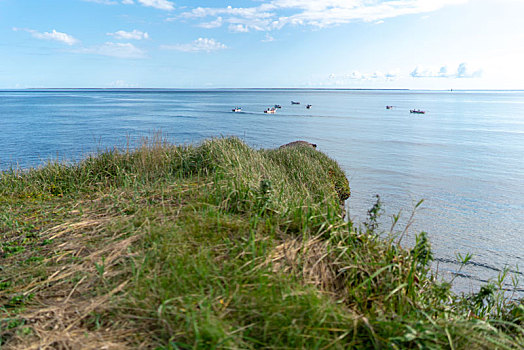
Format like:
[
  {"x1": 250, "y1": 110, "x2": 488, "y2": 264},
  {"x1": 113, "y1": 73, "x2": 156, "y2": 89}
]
[{"x1": 1, "y1": 89, "x2": 523, "y2": 295}]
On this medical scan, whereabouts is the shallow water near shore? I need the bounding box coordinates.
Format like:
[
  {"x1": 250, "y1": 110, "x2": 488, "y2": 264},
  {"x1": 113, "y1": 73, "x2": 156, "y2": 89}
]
[{"x1": 1, "y1": 89, "x2": 523, "y2": 294}]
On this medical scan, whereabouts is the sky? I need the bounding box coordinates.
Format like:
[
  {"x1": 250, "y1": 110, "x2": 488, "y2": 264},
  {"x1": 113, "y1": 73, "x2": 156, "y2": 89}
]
[{"x1": 1, "y1": 0, "x2": 523, "y2": 89}]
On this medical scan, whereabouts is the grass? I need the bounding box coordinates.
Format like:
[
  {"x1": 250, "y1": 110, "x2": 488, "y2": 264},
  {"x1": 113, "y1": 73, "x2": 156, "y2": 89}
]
[{"x1": 0, "y1": 136, "x2": 522, "y2": 349}]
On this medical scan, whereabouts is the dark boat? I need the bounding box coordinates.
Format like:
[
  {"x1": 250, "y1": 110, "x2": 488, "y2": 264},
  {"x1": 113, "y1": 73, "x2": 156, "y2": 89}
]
[
  {"x1": 410, "y1": 109, "x2": 426, "y2": 114},
  {"x1": 291, "y1": 101, "x2": 300, "y2": 105},
  {"x1": 306, "y1": 104, "x2": 312, "y2": 109},
  {"x1": 386, "y1": 105, "x2": 393, "y2": 109},
  {"x1": 274, "y1": 104, "x2": 282, "y2": 109}
]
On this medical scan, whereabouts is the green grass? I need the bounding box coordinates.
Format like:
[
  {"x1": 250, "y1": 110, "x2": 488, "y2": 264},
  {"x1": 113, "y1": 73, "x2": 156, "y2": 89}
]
[{"x1": 0, "y1": 136, "x2": 522, "y2": 349}]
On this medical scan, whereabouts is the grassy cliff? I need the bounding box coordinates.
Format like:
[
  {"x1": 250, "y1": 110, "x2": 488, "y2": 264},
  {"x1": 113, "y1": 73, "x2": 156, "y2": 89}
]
[{"x1": 0, "y1": 137, "x2": 522, "y2": 349}]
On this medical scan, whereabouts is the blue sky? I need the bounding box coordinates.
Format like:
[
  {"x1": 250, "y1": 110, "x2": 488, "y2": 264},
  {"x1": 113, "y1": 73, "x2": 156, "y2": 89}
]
[{"x1": 1, "y1": 0, "x2": 523, "y2": 89}]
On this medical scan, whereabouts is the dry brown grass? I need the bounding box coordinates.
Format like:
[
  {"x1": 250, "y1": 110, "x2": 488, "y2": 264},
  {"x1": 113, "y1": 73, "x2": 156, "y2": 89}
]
[
  {"x1": 2, "y1": 211, "x2": 143, "y2": 350},
  {"x1": 12, "y1": 282, "x2": 132, "y2": 350},
  {"x1": 263, "y1": 234, "x2": 344, "y2": 296}
]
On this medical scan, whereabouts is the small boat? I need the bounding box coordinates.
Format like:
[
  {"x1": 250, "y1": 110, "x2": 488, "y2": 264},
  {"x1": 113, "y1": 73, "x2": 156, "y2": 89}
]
[
  {"x1": 274, "y1": 104, "x2": 282, "y2": 109},
  {"x1": 306, "y1": 104, "x2": 312, "y2": 109},
  {"x1": 291, "y1": 101, "x2": 300, "y2": 105},
  {"x1": 264, "y1": 107, "x2": 277, "y2": 114},
  {"x1": 232, "y1": 107, "x2": 242, "y2": 112},
  {"x1": 410, "y1": 109, "x2": 426, "y2": 114},
  {"x1": 386, "y1": 105, "x2": 393, "y2": 109}
]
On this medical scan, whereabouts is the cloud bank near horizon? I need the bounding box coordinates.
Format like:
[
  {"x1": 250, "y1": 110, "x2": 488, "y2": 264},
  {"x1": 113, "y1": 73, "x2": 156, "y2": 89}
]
[
  {"x1": 329, "y1": 62, "x2": 482, "y2": 84},
  {"x1": 329, "y1": 70, "x2": 401, "y2": 82},
  {"x1": 411, "y1": 63, "x2": 483, "y2": 79}
]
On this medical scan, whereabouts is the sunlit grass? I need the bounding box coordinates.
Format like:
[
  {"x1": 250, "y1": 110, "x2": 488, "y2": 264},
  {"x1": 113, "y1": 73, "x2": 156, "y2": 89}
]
[{"x1": 1, "y1": 136, "x2": 522, "y2": 349}]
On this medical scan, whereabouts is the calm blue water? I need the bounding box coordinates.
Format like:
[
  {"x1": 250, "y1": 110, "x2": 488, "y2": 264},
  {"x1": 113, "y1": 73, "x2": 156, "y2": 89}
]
[{"x1": 1, "y1": 89, "x2": 523, "y2": 294}]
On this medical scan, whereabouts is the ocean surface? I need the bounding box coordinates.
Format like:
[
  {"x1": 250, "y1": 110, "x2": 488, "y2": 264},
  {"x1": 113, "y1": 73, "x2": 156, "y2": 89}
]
[{"x1": 1, "y1": 89, "x2": 523, "y2": 294}]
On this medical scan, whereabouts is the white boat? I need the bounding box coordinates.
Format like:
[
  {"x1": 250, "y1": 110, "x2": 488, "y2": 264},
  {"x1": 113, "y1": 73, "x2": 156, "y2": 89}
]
[
  {"x1": 264, "y1": 107, "x2": 277, "y2": 114},
  {"x1": 306, "y1": 104, "x2": 312, "y2": 109},
  {"x1": 232, "y1": 107, "x2": 242, "y2": 112}
]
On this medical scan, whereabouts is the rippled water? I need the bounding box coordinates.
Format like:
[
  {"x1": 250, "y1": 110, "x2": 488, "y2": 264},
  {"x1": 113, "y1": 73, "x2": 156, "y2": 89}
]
[{"x1": 1, "y1": 89, "x2": 523, "y2": 294}]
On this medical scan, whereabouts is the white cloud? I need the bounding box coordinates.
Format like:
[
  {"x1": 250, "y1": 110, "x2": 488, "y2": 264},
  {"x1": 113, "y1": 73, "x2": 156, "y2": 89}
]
[
  {"x1": 14, "y1": 27, "x2": 78, "y2": 45},
  {"x1": 107, "y1": 29, "x2": 149, "y2": 40},
  {"x1": 179, "y1": 5, "x2": 275, "y2": 32},
  {"x1": 411, "y1": 63, "x2": 482, "y2": 78},
  {"x1": 136, "y1": 0, "x2": 174, "y2": 11},
  {"x1": 229, "y1": 24, "x2": 250, "y2": 33},
  {"x1": 199, "y1": 17, "x2": 224, "y2": 29},
  {"x1": 86, "y1": 0, "x2": 173, "y2": 10},
  {"x1": 410, "y1": 65, "x2": 447, "y2": 78},
  {"x1": 160, "y1": 38, "x2": 227, "y2": 53},
  {"x1": 456, "y1": 62, "x2": 482, "y2": 78},
  {"x1": 179, "y1": 0, "x2": 468, "y2": 32},
  {"x1": 183, "y1": 5, "x2": 274, "y2": 20},
  {"x1": 76, "y1": 42, "x2": 146, "y2": 58}
]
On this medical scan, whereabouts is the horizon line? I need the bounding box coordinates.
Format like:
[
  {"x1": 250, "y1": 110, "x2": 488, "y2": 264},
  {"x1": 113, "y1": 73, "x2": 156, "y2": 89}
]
[{"x1": 2, "y1": 88, "x2": 524, "y2": 92}]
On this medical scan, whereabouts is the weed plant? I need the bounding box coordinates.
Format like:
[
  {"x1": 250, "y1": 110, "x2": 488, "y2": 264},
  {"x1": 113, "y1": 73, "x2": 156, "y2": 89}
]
[{"x1": 0, "y1": 136, "x2": 522, "y2": 349}]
